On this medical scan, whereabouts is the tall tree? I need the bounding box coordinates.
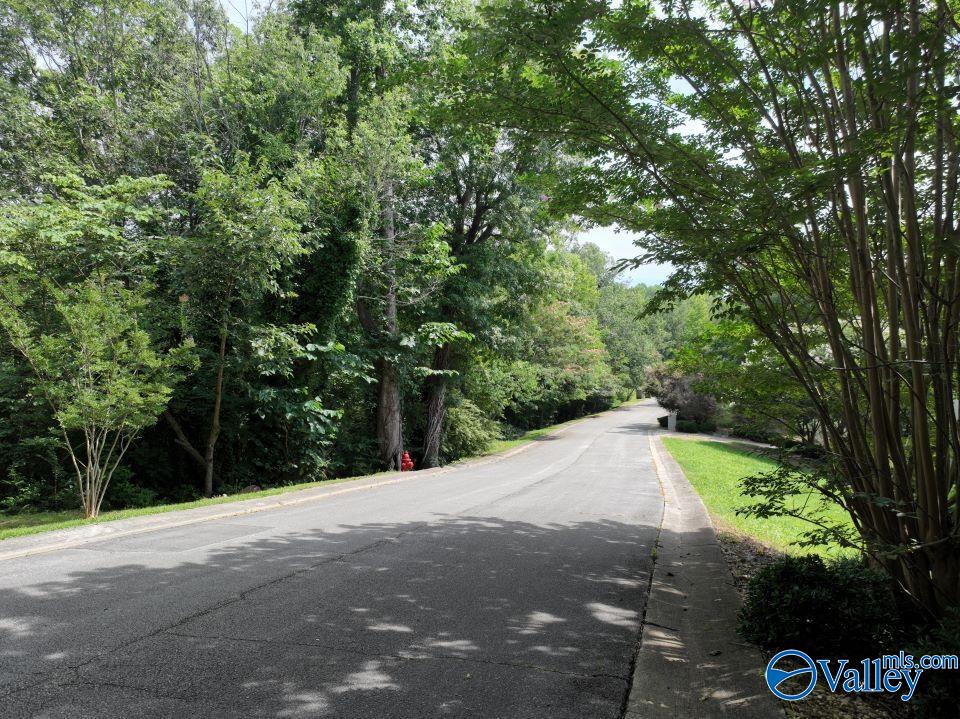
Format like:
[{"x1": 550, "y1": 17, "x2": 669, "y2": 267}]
[
  {"x1": 294, "y1": 0, "x2": 451, "y2": 469},
  {"x1": 416, "y1": 128, "x2": 555, "y2": 467},
  {"x1": 460, "y1": 0, "x2": 960, "y2": 614}
]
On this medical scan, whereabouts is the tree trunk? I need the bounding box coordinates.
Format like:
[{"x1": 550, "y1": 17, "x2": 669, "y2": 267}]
[
  {"x1": 422, "y1": 343, "x2": 452, "y2": 469},
  {"x1": 376, "y1": 357, "x2": 403, "y2": 470},
  {"x1": 203, "y1": 330, "x2": 227, "y2": 496},
  {"x1": 376, "y1": 180, "x2": 403, "y2": 470},
  {"x1": 161, "y1": 329, "x2": 226, "y2": 497}
]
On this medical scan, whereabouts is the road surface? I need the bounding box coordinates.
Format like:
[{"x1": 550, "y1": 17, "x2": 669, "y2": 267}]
[{"x1": 0, "y1": 402, "x2": 665, "y2": 718}]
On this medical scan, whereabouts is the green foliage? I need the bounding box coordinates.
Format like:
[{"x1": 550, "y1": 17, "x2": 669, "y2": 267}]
[
  {"x1": 648, "y1": 366, "x2": 717, "y2": 424},
  {"x1": 672, "y1": 318, "x2": 820, "y2": 445},
  {"x1": 0, "y1": 0, "x2": 709, "y2": 517},
  {"x1": 441, "y1": 397, "x2": 500, "y2": 461},
  {"x1": 457, "y1": 0, "x2": 960, "y2": 615},
  {"x1": 675, "y1": 419, "x2": 715, "y2": 434},
  {"x1": 0, "y1": 276, "x2": 191, "y2": 516},
  {"x1": 738, "y1": 556, "x2": 900, "y2": 658},
  {"x1": 909, "y1": 610, "x2": 960, "y2": 718}
]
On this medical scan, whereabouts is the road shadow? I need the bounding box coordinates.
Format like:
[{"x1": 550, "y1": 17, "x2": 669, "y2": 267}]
[{"x1": 0, "y1": 514, "x2": 665, "y2": 718}]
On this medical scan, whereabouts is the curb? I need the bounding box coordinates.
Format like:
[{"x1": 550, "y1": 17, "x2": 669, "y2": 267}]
[
  {"x1": 623, "y1": 434, "x2": 784, "y2": 718},
  {"x1": 0, "y1": 408, "x2": 602, "y2": 562}
]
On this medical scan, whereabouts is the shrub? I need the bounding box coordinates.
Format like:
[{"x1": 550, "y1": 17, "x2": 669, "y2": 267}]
[
  {"x1": 102, "y1": 474, "x2": 158, "y2": 510},
  {"x1": 675, "y1": 419, "x2": 716, "y2": 433},
  {"x1": 738, "y1": 555, "x2": 900, "y2": 657},
  {"x1": 442, "y1": 399, "x2": 500, "y2": 461},
  {"x1": 657, "y1": 415, "x2": 668, "y2": 428},
  {"x1": 728, "y1": 424, "x2": 781, "y2": 444},
  {"x1": 648, "y1": 366, "x2": 718, "y2": 425},
  {"x1": 909, "y1": 609, "x2": 960, "y2": 718}
]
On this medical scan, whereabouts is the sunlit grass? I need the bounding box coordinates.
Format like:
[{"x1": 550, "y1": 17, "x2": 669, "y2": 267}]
[{"x1": 661, "y1": 438, "x2": 854, "y2": 557}]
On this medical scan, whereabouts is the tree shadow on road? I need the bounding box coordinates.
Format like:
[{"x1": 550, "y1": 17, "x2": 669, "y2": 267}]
[{"x1": 0, "y1": 515, "x2": 661, "y2": 718}]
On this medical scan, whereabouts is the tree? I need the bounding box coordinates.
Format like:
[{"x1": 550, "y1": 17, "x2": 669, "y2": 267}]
[
  {"x1": 460, "y1": 0, "x2": 960, "y2": 613},
  {"x1": 414, "y1": 124, "x2": 557, "y2": 467},
  {"x1": 0, "y1": 276, "x2": 188, "y2": 518},
  {"x1": 673, "y1": 319, "x2": 821, "y2": 445},
  {"x1": 295, "y1": 0, "x2": 452, "y2": 470},
  {"x1": 163, "y1": 158, "x2": 307, "y2": 496}
]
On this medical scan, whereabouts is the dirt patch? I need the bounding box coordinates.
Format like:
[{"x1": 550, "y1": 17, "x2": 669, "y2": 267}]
[{"x1": 714, "y1": 526, "x2": 904, "y2": 719}]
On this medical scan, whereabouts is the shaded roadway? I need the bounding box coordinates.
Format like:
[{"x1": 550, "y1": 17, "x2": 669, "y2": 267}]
[{"x1": 0, "y1": 402, "x2": 667, "y2": 718}]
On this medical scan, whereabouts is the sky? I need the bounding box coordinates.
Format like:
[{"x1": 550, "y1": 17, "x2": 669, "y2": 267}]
[{"x1": 577, "y1": 226, "x2": 673, "y2": 286}]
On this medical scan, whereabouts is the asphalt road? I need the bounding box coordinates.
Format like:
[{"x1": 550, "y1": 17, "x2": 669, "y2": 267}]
[{"x1": 0, "y1": 401, "x2": 665, "y2": 718}]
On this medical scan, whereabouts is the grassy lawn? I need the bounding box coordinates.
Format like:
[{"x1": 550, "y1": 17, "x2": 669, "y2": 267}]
[{"x1": 661, "y1": 437, "x2": 853, "y2": 557}]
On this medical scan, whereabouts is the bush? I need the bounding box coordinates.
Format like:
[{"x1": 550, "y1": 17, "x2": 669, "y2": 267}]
[
  {"x1": 442, "y1": 399, "x2": 501, "y2": 461},
  {"x1": 657, "y1": 415, "x2": 668, "y2": 428},
  {"x1": 727, "y1": 424, "x2": 781, "y2": 444},
  {"x1": 102, "y1": 474, "x2": 158, "y2": 510},
  {"x1": 738, "y1": 555, "x2": 900, "y2": 657},
  {"x1": 648, "y1": 366, "x2": 717, "y2": 425},
  {"x1": 909, "y1": 609, "x2": 960, "y2": 718},
  {"x1": 676, "y1": 419, "x2": 716, "y2": 433}
]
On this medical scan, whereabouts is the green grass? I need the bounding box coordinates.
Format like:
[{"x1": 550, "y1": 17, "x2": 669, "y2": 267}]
[
  {"x1": 661, "y1": 438, "x2": 853, "y2": 557},
  {"x1": 0, "y1": 425, "x2": 561, "y2": 543},
  {"x1": 0, "y1": 472, "x2": 393, "y2": 542},
  {"x1": 486, "y1": 417, "x2": 586, "y2": 454}
]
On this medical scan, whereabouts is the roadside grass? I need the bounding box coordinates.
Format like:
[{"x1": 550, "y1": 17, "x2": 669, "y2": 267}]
[
  {"x1": 0, "y1": 473, "x2": 392, "y2": 542},
  {"x1": 486, "y1": 417, "x2": 586, "y2": 454},
  {"x1": 661, "y1": 437, "x2": 854, "y2": 558},
  {"x1": 0, "y1": 400, "x2": 642, "y2": 542}
]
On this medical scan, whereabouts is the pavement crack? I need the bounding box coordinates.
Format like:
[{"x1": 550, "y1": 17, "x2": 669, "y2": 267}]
[
  {"x1": 64, "y1": 526, "x2": 423, "y2": 679},
  {"x1": 643, "y1": 620, "x2": 679, "y2": 633},
  {"x1": 66, "y1": 678, "x2": 186, "y2": 702}
]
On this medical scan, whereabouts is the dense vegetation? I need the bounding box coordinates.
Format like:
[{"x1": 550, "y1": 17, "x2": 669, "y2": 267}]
[
  {"x1": 0, "y1": 0, "x2": 713, "y2": 520},
  {"x1": 457, "y1": 0, "x2": 960, "y2": 619},
  {"x1": 3, "y1": 0, "x2": 959, "y2": 647}
]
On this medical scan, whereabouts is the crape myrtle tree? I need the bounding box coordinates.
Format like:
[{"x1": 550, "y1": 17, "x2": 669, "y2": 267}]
[
  {"x1": 0, "y1": 177, "x2": 193, "y2": 517},
  {"x1": 458, "y1": 0, "x2": 960, "y2": 615},
  {"x1": 0, "y1": 277, "x2": 190, "y2": 518}
]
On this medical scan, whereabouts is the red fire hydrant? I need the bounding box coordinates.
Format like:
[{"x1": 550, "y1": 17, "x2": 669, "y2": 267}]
[{"x1": 400, "y1": 451, "x2": 415, "y2": 472}]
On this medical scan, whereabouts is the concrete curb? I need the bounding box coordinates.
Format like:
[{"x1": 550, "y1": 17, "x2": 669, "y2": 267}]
[
  {"x1": 0, "y1": 407, "x2": 603, "y2": 562},
  {"x1": 624, "y1": 434, "x2": 784, "y2": 718}
]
